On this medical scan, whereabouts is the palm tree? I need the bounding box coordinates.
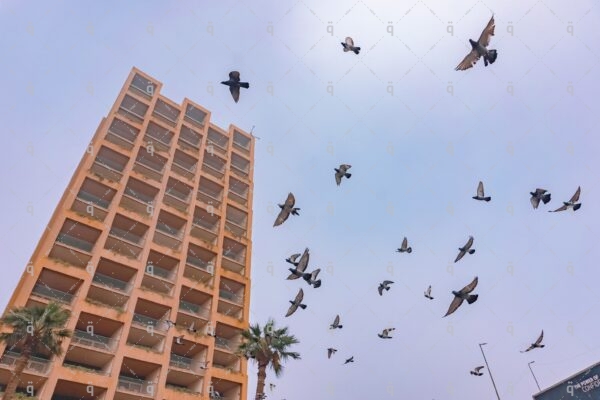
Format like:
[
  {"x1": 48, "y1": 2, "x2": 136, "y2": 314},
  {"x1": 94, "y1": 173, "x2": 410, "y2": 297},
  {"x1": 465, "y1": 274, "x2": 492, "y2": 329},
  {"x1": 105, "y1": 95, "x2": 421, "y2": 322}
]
[
  {"x1": 0, "y1": 302, "x2": 72, "y2": 400},
  {"x1": 236, "y1": 318, "x2": 300, "y2": 400}
]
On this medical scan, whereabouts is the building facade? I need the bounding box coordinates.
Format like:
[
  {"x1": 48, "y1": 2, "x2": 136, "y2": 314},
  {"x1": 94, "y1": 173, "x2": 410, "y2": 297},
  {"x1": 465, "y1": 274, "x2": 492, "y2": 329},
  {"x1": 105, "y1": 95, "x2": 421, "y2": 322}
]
[
  {"x1": 0, "y1": 67, "x2": 254, "y2": 400},
  {"x1": 533, "y1": 361, "x2": 600, "y2": 399}
]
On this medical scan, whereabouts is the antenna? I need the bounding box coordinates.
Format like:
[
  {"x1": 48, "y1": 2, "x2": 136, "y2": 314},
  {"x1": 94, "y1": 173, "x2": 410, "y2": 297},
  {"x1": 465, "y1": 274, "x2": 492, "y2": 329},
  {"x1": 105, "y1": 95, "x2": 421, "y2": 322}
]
[{"x1": 250, "y1": 125, "x2": 260, "y2": 140}]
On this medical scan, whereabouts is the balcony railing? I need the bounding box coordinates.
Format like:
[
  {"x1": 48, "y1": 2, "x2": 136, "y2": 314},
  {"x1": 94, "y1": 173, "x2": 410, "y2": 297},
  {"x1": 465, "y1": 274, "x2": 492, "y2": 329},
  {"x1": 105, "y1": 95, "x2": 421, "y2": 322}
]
[
  {"x1": 222, "y1": 251, "x2": 245, "y2": 265},
  {"x1": 92, "y1": 272, "x2": 130, "y2": 293},
  {"x1": 77, "y1": 191, "x2": 110, "y2": 209},
  {"x1": 214, "y1": 337, "x2": 232, "y2": 350},
  {"x1": 124, "y1": 187, "x2": 155, "y2": 204},
  {"x1": 193, "y1": 217, "x2": 218, "y2": 233},
  {"x1": 187, "y1": 256, "x2": 213, "y2": 272},
  {"x1": 32, "y1": 283, "x2": 74, "y2": 304},
  {"x1": 165, "y1": 188, "x2": 190, "y2": 203},
  {"x1": 146, "y1": 264, "x2": 174, "y2": 281},
  {"x1": 71, "y1": 329, "x2": 117, "y2": 352},
  {"x1": 56, "y1": 233, "x2": 94, "y2": 253},
  {"x1": 198, "y1": 187, "x2": 222, "y2": 203},
  {"x1": 117, "y1": 376, "x2": 155, "y2": 396},
  {"x1": 179, "y1": 300, "x2": 209, "y2": 318},
  {"x1": 109, "y1": 227, "x2": 144, "y2": 245},
  {"x1": 219, "y1": 290, "x2": 243, "y2": 305},
  {"x1": 0, "y1": 351, "x2": 50, "y2": 375},
  {"x1": 132, "y1": 313, "x2": 163, "y2": 331},
  {"x1": 156, "y1": 222, "x2": 183, "y2": 239}
]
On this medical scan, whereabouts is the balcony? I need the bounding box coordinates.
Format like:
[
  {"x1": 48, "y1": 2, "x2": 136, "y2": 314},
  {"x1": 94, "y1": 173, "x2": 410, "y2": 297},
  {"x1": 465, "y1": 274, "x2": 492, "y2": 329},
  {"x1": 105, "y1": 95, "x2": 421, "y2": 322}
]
[
  {"x1": 143, "y1": 121, "x2": 173, "y2": 154},
  {"x1": 219, "y1": 290, "x2": 243, "y2": 306},
  {"x1": 0, "y1": 351, "x2": 50, "y2": 375},
  {"x1": 171, "y1": 149, "x2": 198, "y2": 181},
  {"x1": 50, "y1": 220, "x2": 100, "y2": 268},
  {"x1": 116, "y1": 376, "x2": 156, "y2": 398},
  {"x1": 202, "y1": 152, "x2": 226, "y2": 181},
  {"x1": 87, "y1": 258, "x2": 135, "y2": 309},
  {"x1": 141, "y1": 252, "x2": 177, "y2": 296},
  {"x1": 191, "y1": 207, "x2": 220, "y2": 245},
  {"x1": 197, "y1": 178, "x2": 224, "y2": 209},
  {"x1": 178, "y1": 300, "x2": 209, "y2": 319},
  {"x1": 71, "y1": 178, "x2": 116, "y2": 222},
  {"x1": 52, "y1": 379, "x2": 108, "y2": 400},
  {"x1": 31, "y1": 284, "x2": 74, "y2": 304},
  {"x1": 105, "y1": 215, "x2": 148, "y2": 259},
  {"x1": 133, "y1": 147, "x2": 167, "y2": 183},
  {"x1": 120, "y1": 179, "x2": 158, "y2": 219},
  {"x1": 221, "y1": 238, "x2": 246, "y2": 274},
  {"x1": 206, "y1": 127, "x2": 229, "y2": 156},
  {"x1": 230, "y1": 153, "x2": 250, "y2": 181},
  {"x1": 153, "y1": 211, "x2": 185, "y2": 251},
  {"x1": 218, "y1": 279, "x2": 244, "y2": 319},
  {"x1": 117, "y1": 94, "x2": 149, "y2": 125},
  {"x1": 227, "y1": 178, "x2": 249, "y2": 208},
  {"x1": 152, "y1": 98, "x2": 180, "y2": 128},
  {"x1": 184, "y1": 104, "x2": 207, "y2": 128},
  {"x1": 184, "y1": 245, "x2": 216, "y2": 286},
  {"x1": 106, "y1": 117, "x2": 139, "y2": 151},
  {"x1": 232, "y1": 130, "x2": 251, "y2": 155},
  {"x1": 178, "y1": 125, "x2": 202, "y2": 152},
  {"x1": 163, "y1": 177, "x2": 192, "y2": 214},
  {"x1": 129, "y1": 73, "x2": 157, "y2": 101},
  {"x1": 210, "y1": 379, "x2": 242, "y2": 400},
  {"x1": 70, "y1": 329, "x2": 116, "y2": 353},
  {"x1": 225, "y1": 205, "x2": 248, "y2": 239},
  {"x1": 90, "y1": 147, "x2": 129, "y2": 184}
]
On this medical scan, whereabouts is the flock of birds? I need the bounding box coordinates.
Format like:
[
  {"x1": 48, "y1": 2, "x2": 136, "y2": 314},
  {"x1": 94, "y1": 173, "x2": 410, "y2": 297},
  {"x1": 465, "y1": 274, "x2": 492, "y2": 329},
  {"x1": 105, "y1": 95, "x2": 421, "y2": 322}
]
[{"x1": 215, "y1": 12, "x2": 584, "y2": 397}]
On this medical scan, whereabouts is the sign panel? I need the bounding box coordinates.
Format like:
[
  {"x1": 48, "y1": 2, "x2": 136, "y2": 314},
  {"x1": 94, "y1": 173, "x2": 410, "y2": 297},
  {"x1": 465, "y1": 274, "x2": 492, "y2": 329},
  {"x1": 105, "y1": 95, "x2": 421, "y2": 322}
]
[{"x1": 534, "y1": 362, "x2": 600, "y2": 400}]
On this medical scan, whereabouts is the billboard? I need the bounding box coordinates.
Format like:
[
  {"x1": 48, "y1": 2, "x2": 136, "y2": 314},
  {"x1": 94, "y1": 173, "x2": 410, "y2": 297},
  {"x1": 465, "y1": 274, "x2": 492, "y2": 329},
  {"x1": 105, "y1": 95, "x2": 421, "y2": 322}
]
[{"x1": 533, "y1": 361, "x2": 600, "y2": 400}]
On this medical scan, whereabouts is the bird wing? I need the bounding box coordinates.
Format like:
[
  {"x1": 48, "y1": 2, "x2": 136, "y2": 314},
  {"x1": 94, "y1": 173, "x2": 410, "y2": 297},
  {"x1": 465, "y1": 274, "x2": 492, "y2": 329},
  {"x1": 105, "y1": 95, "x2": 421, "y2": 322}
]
[
  {"x1": 455, "y1": 249, "x2": 467, "y2": 263},
  {"x1": 425, "y1": 286, "x2": 431, "y2": 296},
  {"x1": 285, "y1": 192, "x2": 296, "y2": 208},
  {"x1": 328, "y1": 349, "x2": 333, "y2": 358},
  {"x1": 535, "y1": 189, "x2": 547, "y2": 195},
  {"x1": 570, "y1": 186, "x2": 581, "y2": 203},
  {"x1": 455, "y1": 49, "x2": 480, "y2": 71},
  {"x1": 477, "y1": 181, "x2": 485, "y2": 197},
  {"x1": 378, "y1": 285, "x2": 383, "y2": 296},
  {"x1": 273, "y1": 208, "x2": 290, "y2": 226},
  {"x1": 401, "y1": 237, "x2": 408, "y2": 250},
  {"x1": 285, "y1": 303, "x2": 298, "y2": 317},
  {"x1": 296, "y1": 248, "x2": 310, "y2": 272},
  {"x1": 477, "y1": 15, "x2": 496, "y2": 47},
  {"x1": 229, "y1": 71, "x2": 241, "y2": 82},
  {"x1": 383, "y1": 280, "x2": 394, "y2": 285},
  {"x1": 475, "y1": 366, "x2": 485, "y2": 373},
  {"x1": 535, "y1": 330, "x2": 544, "y2": 345},
  {"x1": 381, "y1": 329, "x2": 388, "y2": 336},
  {"x1": 460, "y1": 276, "x2": 479, "y2": 294},
  {"x1": 530, "y1": 195, "x2": 540, "y2": 209},
  {"x1": 288, "y1": 253, "x2": 301, "y2": 262},
  {"x1": 444, "y1": 296, "x2": 465, "y2": 317},
  {"x1": 466, "y1": 236, "x2": 474, "y2": 250},
  {"x1": 335, "y1": 171, "x2": 343, "y2": 186},
  {"x1": 311, "y1": 268, "x2": 321, "y2": 280},
  {"x1": 333, "y1": 315, "x2": 339, "y2": 326},
  {"x1": 550, "y1": 204, "x2": 568, "y2": 212},
  {"x1": 229, "y1": 86, "x2": 240, "y2": 103},
  {"x1": 345, "y1": 37, "x2": 354, "y2": 47},
  {"x1": 295, "y1": 288, "x2": 304, "y2": 303}
]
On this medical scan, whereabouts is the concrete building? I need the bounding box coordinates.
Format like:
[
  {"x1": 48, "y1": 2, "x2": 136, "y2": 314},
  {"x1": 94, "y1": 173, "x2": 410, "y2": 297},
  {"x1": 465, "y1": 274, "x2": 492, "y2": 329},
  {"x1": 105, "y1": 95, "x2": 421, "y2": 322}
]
[
  {"x1": 533, "y1": 360, "x2": 600, "y2": 399},
  {"x1": 0, "y1": 67, "x2": 254, "y2": 400}
]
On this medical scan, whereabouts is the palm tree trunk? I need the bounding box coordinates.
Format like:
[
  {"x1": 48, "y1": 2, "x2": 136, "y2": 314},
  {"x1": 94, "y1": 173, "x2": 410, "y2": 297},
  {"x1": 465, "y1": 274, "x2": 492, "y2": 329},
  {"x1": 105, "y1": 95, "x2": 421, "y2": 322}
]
[
  {"x1": 3, "y1": 348, "x2": 32, "y2": 400},
  {"x1": 255, "y1": 363, "x2": 268, "y2": 400}
]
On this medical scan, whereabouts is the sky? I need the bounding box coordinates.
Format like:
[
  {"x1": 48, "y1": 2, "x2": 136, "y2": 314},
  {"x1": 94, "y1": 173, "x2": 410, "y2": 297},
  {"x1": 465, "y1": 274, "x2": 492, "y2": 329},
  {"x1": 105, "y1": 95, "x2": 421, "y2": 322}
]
[{"x1": 0, "y1": 0, "x2": 599, "y2": 399}]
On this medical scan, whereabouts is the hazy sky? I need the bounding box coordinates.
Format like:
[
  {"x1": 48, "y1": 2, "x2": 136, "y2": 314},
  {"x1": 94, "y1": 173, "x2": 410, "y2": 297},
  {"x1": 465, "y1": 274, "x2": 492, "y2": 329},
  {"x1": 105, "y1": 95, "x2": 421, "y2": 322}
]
[{"x1": 1, "y1": 0, "x2": 599, "y2": 399}]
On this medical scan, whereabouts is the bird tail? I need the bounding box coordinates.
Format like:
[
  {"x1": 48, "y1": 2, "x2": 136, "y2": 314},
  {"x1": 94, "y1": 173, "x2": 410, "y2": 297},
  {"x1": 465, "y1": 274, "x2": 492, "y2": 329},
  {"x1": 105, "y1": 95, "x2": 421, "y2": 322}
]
[
  {"x1": 573, "y1": 203, "x2": 582, "y2": 211},
  {"x1": 407, "y1": 247, "x2": 412, "y2": 253},
  {"x1": 386, "y1": 287, "x2": 391, "y2": 291},
  {"x1": 484, "y1": 197, "x2": 491, "y2": 202},
  {"x1": 377, "y1": 334, "x2": 383, "y2": 338},
  {"x1": 345, "y1": 173, "x2": 352, "y2": 178},
  {"x1": 467, "y1": 294, "x2": 478, "y2": 304},
  {"x1": 302, "y1": 273, "x2": 311, "y2": 282},
  {"x1": 240, "y1": 82, "x2": 250, "y2": 89},
  {"x1": 487, "y1": 49, "x2": 498, "y2": 64},
  {"x1": 353, "y1": 47, "x2": 360, "y2": 54},
  {"x1": 313, "y1": 280, "x2": 322, "y2": 288},
  {"x1": 540, "y1": 345, "x2": 545, "y2": 348},
  {"x1": 299, "y1": 304, "x2": 307, "y2": 309},
  {"x1": 338, "y1": 325, "x2": 343, "y2": 329},
  {"x1": 469, "y1": 249, "x2": 476, "y2": 254},
  {"x1": 542, "y1": 194, "x2": 551, "y2": 204}
]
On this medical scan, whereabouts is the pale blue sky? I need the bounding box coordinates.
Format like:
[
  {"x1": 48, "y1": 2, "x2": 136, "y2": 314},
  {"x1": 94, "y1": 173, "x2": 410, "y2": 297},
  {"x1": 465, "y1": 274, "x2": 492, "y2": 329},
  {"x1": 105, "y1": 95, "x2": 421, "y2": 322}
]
[{"x1": 1, "y1": 0, "x2": 599, "y2": 399}]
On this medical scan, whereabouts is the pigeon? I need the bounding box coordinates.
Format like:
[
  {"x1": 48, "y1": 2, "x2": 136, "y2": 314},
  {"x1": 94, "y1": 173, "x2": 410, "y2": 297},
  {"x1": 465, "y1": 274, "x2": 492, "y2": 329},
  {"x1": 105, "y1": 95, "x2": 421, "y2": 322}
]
[
  {"x1": 187, "y1": 321, "x2": 197, "y2": 333},
  {"x1": 334, "y1": 164, "x2": 352, "y2": 186},
  {"x1": 378, "y1": 328, "x2": 395, "y2": 339},
  {"x1": 163, "y1": 320, "x2": 176, "y2": 330},
  {"x1": 549, "y1": 187, "x2": 581, "y2": 212},
  {"x1": 269, "y1": 383, "x2": 276, "y2": 391},
  {"x1": 378, "y1": 280, "x2": 394, "y2": 296},
  {"x1": 521, "y1": 330, "x2": 545, "y2": 353},
  {"x1": 285, "y1": 288, "x2": 307, "y2": 317},
  {"x1": 302, "y1": 268, "x2": 322, "y2": 288},
  {"x1": 455, "y1": 15, "x2": 497, "y2": 71},
  {"x1": 287, "y1": 248, "x2": 309, "y2": 280},
  {"x1": 200, "y1": 360, "x2": 210, "y2": 369},
  {"x1": 327, "y1": 348, "x2": 338, "y2": 359},
  {"x1": 470, "y1": 366, "x2": 485, "y2": 376},
  {"x1": 424, "y1": 285, "x2": 434, "y2": 300},
  {"x1": 530, "y1": 188, "x2": 552, "y2": 210},
  {"x1": 220, "y1": 71, "x2": 249, "y2": 103},
  {"x1": 341, "y1": 37, "x2": 360, "y2": 55},
  {"x1": 175, "y1": 335, "x2": 184, "y2": 345},
  {"x1": 396, "y1": 237, "x2": 412, "y2": 253},
  {"x1": 273, "y1": 193, "x2": 300, "y2": 227},
  {"x1": 443, "y1": 276, "x2": 479, "y2": 317},
  {"x1": 285, "y1": 252, "x2": 301, "y2": 266},
  {"x1": 455, "y1": 236, "x2": 476, "y2": 263},
  {"x1": 473, "y1": 181, "x2": 491, "y2": 202},
  {"x1": 344, "y1": 356, "x2": 354, "y2": 364},
  {"x1": 329, "y1": 315, "x2": 343, "y2": 329}
]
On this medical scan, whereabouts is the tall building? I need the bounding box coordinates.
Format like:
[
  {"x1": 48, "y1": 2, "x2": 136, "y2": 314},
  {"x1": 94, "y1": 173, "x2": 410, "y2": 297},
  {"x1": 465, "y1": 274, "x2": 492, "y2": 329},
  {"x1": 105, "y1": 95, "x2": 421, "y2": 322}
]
[{"x1": 0, "y1": 67, "x2": 254, "y2": 400}]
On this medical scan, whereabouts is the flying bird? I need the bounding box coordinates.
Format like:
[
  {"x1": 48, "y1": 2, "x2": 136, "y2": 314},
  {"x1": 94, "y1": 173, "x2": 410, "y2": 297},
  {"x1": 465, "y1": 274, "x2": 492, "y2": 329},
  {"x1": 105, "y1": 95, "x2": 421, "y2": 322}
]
[
  {"x1": 530, "y1": 188, "x2": 552, "y2": 209},
  {"x1": 334, "y1": 164, "x2": 352, "y2": 186},
  {"x1": 163, "y1": 320, "x2": 176, "y2": 330},
  {"x1": 285, "y1": 252, "x2": 301, "y2": 266},
  {"x1": 443, "y1": 276, "x2": 479, "y2": 317},
  {"x1": 455, "y1": 236, "x2": 476, "y2": 263},
  {"x1": 378, "y1": 280, "x2": 394, "y2": 296},
  {"x1": 200, "y1": 360, "x2": 210, "y2": 369},
  {"x1": 220, "y1": 71, "x2": 249, "y2": 103},
  {"x1": 285, "y1": 288, "x2": 307, "y2": 317},
  {"x1": 455, "y1": 15, "x2": 497, "y2": 71},
  {"x1": 424, "y1": 285, "x2": 434, "y2": 300},
  {"x1": 341, "y1": 37, "x2": 360, "y2": 55},
  {"x1": 273, "y1": 192, "x2": 300, "y2": 227},
  {"x1": 470, "y1": 366, "x2": 485, "y2": 376},
  {"x1": 473, "y1": 181, "x2": 491, "y2": 202},
  {"x1": 330, "y1": 315, "x2": 343, "y2": 329},
  {"x1": 269, "y1": 383, "x2": 276, "y2": 391},
  {"x1": 521, "y1": 330, "x2": 545, "y2": 353},
  {"x1": 187, "y1": 321, "x2": 197, "y2": 333},
  {"x1": 287, "y1": 248, "x2": 309, "y2": 280},
  {"x1": 549, "y1": 187, "x2": 581, "y2": 213},
  {"x1": 344, "y1": 356, "x2": 354, "y2": 364},
  {"x1": 327, "y1": 348, "x2": 337, "y2": 359},
  {"x1": 378, "y1": 328, "x2": 395, "y2": 339},
  {"x1": 302, "y1": 268, "x2": 322, "y2": 288},
  {"x1": 175, "y1": 335, "x2": 184, "y2": 345},
  {"x1": 396, "y1": 237, "x2": 412, "y2": 253}
]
